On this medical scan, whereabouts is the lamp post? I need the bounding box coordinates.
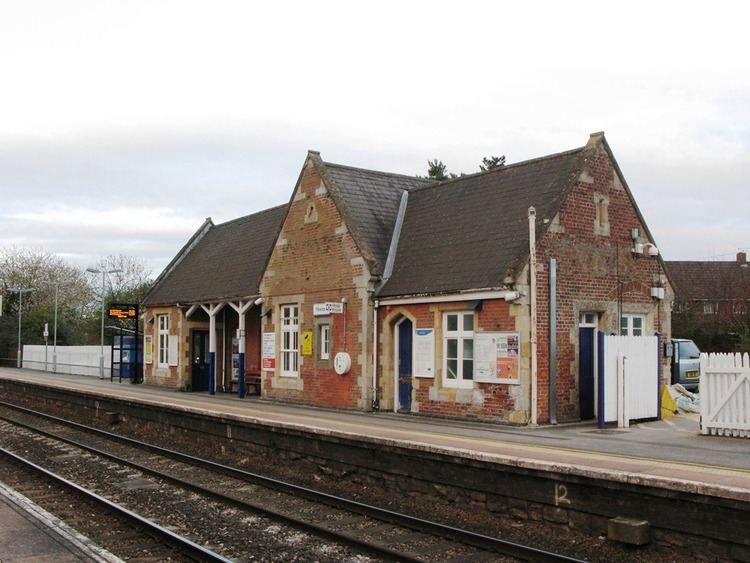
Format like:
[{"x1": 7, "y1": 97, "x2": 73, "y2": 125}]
[
  {"x1": 7, "y1": 287, "x2": 35, "y2": 368},
  {"x1": 86, "y1": 268, "x2": 122, "y2": 379},
  {"x1": 40, "y1": 281, "x2": 64, "y2": 373}
]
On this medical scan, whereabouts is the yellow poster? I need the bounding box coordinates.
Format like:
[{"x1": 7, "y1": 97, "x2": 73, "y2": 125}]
[{"x1": 302, "y1": 329, "x2": 313, "y2": 356}]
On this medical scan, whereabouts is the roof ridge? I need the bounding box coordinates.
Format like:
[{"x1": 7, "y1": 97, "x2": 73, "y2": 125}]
[
  {"x1": 323, "y1": 160, "x2": 436, "y2": 184},
  {"x1": 213, "y1": 202, "x2": 288, "y2": 228},
  {"x1": 407, "y1": 145, "x2": 587, "y2": 194}
]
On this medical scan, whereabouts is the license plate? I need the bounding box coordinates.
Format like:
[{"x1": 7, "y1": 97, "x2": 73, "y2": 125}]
[{"x1": 686, "y1": 371, "x2": 699, "y2": 379}]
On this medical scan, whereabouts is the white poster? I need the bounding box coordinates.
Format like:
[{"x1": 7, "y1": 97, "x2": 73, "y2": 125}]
[
  {"x1": 413, "y1": 329, "x2": 435, "y2": 377},
  {"x1": 474, "y1": 333, "x2": 498, "y2": 381},
  {"x1": 262, "y1": 332, "x2": 276, "y2": 370}
]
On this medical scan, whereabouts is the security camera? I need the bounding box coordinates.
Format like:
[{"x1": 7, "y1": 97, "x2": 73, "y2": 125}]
[
  {"x1": 648, "y1": 245, "x2": 659, "y2": 257},
  {"x1": 253, "y1": 297, "x2": 264, "y2": 306}
]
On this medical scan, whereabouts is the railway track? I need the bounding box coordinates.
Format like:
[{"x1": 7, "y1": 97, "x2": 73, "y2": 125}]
[
  {"x1": 0, "y1": 445, "x2": 231, "y2": 562},
  {"x1": 0, "y1": 401, "x2": 586, "y2": 562}
]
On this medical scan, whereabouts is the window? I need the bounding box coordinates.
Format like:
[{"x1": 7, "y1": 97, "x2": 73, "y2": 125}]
[
  {"x1": 281, "y1": 305, "x2": 299, "y2": 376},
  {"x1": 733, "y1": 301, "x2": 747, "y2": 315},
  {"x1": 703, "y1": 301, "x2": 718, "y2": 315},
  {"x1": 319, "y1": 324, "x2": 330, "y2": 360},
  {"x1": 579, "y1": 312, "x2": 597, "y2": 326},
  {"x1": 443, "y1": 312, "x2": 474, "y2": 387},
  {"x1": 620, "y1": 314, "x2": 645, "y2": 336},
  {"x1": 157, "y1": 314, "x2": 169, "y2": 367}
]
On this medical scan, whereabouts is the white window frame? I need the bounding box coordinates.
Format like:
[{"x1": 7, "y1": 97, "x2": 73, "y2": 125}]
[
  {"x1": 703, "y1": 301, "x2": 718, "y2": 315},
  {"x1": 281, "y1": 304, "x2": 299, "y2": 377},
  {"x1": 157, "y1": 314, "x2": 170, "y2": 367},
  {"x1": 319, "y1": 324, "x2": 330, "y2": 360},
  {"x1": 442, "y1": 312, "x2": 474, "y2": 388},
  {"x1": 620, "y1": 314, "x2": 645, "y2": 336}
]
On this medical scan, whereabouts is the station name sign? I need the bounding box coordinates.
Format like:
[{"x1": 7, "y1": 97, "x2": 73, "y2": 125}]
[
  {"x1": 313, "y1": 302, "x2": 344, "y2": 316},
  {"x1": 108, "y1": 304, "x2": 138, "y2": 319}
]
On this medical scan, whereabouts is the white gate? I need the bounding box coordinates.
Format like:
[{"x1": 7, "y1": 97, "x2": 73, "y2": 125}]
[
  {"x1": 700, "y1": 353, "x2": 750, "y2": 438},
  {"x1": 601, "y1": 335, "x2": 659, "y2": 425}
]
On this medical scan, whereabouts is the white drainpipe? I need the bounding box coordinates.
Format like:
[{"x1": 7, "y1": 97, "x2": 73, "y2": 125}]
[{"x1": 528, "y1": 207, "x2": 538, "y2": 426}]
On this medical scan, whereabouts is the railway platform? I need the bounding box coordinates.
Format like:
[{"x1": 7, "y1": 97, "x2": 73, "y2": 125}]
[
  {"x1": 1, "y1": 367, "x2": 749, "y2": 561},
  {"x1": 0, "y1": 481, "x2": 118, "y2": 562},
  {"x1": 1, "y1": 367, "x2": 748, "y2": 496}
]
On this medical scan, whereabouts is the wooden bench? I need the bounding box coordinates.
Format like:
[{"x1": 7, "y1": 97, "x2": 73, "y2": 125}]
[{"x1": 232, "y1": 371, "x2": 262, "y2": 395}]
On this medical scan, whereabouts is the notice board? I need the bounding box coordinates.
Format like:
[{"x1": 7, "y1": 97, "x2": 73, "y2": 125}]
[{"x1": 474, "y1": 332, "x2": 520, "y2": 383}]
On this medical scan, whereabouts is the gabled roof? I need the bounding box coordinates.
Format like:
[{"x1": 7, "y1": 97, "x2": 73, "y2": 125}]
[
  {"x1": 143, "y1": 205, "x2": 287, "y2": 306},
  {"x1": 377, "y1": 147, "x2": 585, "y2": 297},
  {"x1": 666, "y1": 259, "x2": 750, "y2": 301},
  {"x1": 313, "y1": 157, "x2": 434, "y2": 275}
]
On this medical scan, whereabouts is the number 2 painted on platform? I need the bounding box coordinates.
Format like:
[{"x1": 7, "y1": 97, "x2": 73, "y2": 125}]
[{"x1": 554, "y1": 483, "x2": 571, "y2": 506}]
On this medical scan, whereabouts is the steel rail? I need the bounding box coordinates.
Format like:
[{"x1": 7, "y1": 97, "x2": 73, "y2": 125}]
[
  {"x1": 0, "y1": 400, "x2": 586, "y2": 563},
  {"x1": 0, "y1": 413, "x2": 420, "y2": 563},
  {"x1": 0, "y1": 445, "x2": 232, "y2": 563}
]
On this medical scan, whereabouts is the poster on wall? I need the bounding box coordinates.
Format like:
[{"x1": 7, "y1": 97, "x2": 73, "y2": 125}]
[
  {"x1": 144, "y1": 335, "x2": 153, "y2": 364},
  {"x1": 413, "y1": 329, "x2": 435, "y2": 377},
  {"x1": 474, "y1": 332, "x2": 520, "y2": 383},
  {"x1": 302, "y1": 329, "x2": 313, "y2": 356},
  {"x1": 496, "y1": 333, "x2": 520, "y2": 382},
  {"x1": 231, "y1": 338, "x2": 240, "y2": 381},
  {"x1": 262, "y1": 332, "x2": 276, "y2": 370}
]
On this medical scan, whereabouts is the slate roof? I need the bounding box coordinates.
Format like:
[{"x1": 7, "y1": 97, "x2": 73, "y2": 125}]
[
  {"x1": 143, "y1": 205, "x2": 287, "y2": 306},
  {"x1": 322, "y1": 162, "x2": 434, "y2": 274},
  {"x1": 377, "y1": 148, "x2": 585, "y2": 297},
  {"x1": 666, "y1": 259, "x2": 750, "y2": 301}
]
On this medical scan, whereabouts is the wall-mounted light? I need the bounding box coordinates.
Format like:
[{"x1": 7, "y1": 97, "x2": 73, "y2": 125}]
[{"x1": 631, "y1": 228, "x2": 640, "y2": 241}]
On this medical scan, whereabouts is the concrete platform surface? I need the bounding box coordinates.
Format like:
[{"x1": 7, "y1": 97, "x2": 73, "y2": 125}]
[
  {"x1": 2, "y1": 368, "x2": 750, "y2": 501},
  {"x1": 0, "y1": 482, "x2": 120, "y2": 562}
]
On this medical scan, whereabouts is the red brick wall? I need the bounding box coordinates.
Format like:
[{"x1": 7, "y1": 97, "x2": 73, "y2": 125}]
[
  {"x1": 378, "y1": 299, "x2": 525, "y2": 422},
  {"x1": 260, "y1": 159, "x2": 372, "y2": 409},
  {"x1": 534, "y1": 140, "x2": 666, "y2": 422}
]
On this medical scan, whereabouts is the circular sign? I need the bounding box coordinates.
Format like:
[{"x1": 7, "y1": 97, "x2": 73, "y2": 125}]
[{"x1": 334, "y1": 352, "x2": 351, "y2": 375}]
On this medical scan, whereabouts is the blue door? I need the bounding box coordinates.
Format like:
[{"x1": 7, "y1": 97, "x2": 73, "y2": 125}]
[
  {"x1": 579, "y1": 327, "x2": 595, "y2": 420},
  {"x1": 398, "y1": 320, "x2": 413, "y2": 412}
]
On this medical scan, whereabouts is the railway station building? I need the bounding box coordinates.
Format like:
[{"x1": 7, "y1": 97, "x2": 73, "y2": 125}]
[{"x1": 142, "y1": 132, "x2": 672, "y2": 424}]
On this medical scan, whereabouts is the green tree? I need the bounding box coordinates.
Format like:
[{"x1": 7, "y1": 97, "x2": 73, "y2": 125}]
[
  {"x1": 426, "y1": 159, "x2": 449, "y2": 181},
  {"x1": 480, "y1": 155, "x2": 506, "y2": 171},
  {"x1": 0, "y1": 246, "x2": 94, "y2": 360}
]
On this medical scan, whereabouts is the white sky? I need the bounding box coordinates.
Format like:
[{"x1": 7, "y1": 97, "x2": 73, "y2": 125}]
[{"x1": 1, "y1": 0, "x2": 749, "y2": 274}]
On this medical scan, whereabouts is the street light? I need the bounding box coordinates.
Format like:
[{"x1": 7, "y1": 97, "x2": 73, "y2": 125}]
[
  {"x1": 86, "y1": 268, "x2": 122, "y2": 379},
  {"x1": 40, "y1": 280, "x2": 66, "y2": 373},
  {"x1": 7, "y1": 287, "x2": 35, "y2": 368}
]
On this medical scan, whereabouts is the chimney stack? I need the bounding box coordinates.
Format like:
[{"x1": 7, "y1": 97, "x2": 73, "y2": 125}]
[{"x1": 738, "y1": 251, "x2": 747, "y2": 266}]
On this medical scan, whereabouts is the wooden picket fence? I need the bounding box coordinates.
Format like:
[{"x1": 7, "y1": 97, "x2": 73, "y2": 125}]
[{"x1": 700, "y1": 352, "x2": 750, "y2": 438}]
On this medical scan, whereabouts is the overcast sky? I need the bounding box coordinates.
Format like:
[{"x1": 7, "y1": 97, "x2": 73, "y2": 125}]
[{"x1": 2, "y1": 1, "x2": 748, "y2": 276}]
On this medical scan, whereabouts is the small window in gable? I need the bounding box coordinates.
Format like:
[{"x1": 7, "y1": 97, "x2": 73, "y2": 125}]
[
  {"x1": 304, "y1": 202, "x2": 318, "y2": 224},
  {"x1": 594, "y1": 193, "x2": 610, "y2": 236}
]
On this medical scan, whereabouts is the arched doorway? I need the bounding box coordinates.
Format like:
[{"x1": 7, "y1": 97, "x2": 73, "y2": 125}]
[{"x1": 395, "y1": 317, "x2": 413, "y2": 413}]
